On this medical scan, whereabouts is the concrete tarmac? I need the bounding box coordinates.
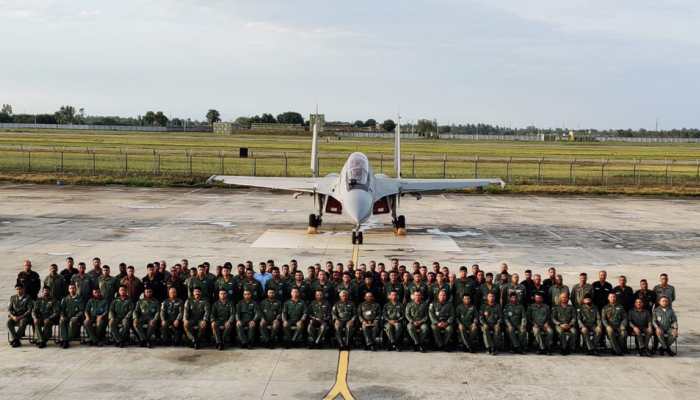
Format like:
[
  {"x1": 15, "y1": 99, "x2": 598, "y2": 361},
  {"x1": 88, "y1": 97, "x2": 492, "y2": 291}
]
[{"x1": 0, "y1": 184, "x2": 699, "y2": 400}]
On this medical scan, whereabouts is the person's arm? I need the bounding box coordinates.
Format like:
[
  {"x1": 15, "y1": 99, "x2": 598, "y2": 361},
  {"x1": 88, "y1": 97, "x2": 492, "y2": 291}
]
[
  {"x1": 447, "y1": 305, "x2": 455, "y2": 325},
  {"x1": 428, "y1": 303, "x2": 438, "y2": 324},
  {"x1": 670, "y1": 309, "x2": 678, "y2": 330},
  {"x1": 132, "y1": 301, "x2": 141, "y2": 321},
  {"x1": 108, "y1": 301, "x2": 116, "y2": 320},
  {"x1": 253, "y1": 303, "x2": 262, "y2": 322},
  {"x1": 203, "y1": 302, "x2": 211, "y2": 322},
  {"x1": 282, "y1": 302, "x2": 289, "y2": 323}
]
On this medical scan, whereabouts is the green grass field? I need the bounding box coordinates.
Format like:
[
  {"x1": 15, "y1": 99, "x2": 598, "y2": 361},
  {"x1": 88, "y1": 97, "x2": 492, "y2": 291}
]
[{"x1": 1, "y1": 129, "x2": 699, "y2": 195}]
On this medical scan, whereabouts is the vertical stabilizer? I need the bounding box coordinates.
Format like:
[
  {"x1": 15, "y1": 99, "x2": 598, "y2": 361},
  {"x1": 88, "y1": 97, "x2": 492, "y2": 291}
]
[
  {"x1": 311, "y1": 108, "x2": 319, "y2": 177},
  {"x1": 394, "y1": 115, "x2": 401, "y2": 178}
]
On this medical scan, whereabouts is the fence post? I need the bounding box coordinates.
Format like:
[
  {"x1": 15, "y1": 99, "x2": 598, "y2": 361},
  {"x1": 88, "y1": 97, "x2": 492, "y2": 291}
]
[
  {"x1": 188, "y1": 152, "x2": 193, "y2": 177},
  {"x1": 153, "y1": 149, "x2": 157, "y2": 176},
  {"x1": 537, "y1": 158, "x2": 543, "y2": 184},
  {"x1": 27, "y1": 151, "x2": 31, "y2": 172},
  {"x1": 219, "y1": 151, "x2": 224, "y2": 175},
  {"x1": 412, "y1": 154, "x2": 416, "y2": 177},
  {"x1": 442, "y1": 154, "x2": 447, "y2": 178},
  {"x1": 124, "y1": 151, "x2": 128, "y2": 175},
  {"x1": 283, "y1": 152, "x2": 288, "y2": 177},
  {"x1": 665, "y1": 158, "x2": 670, "y2": 186},
  {"x1": 474, "y1": 156, "x2": 479, "y2": 178},
  {"x1": 696, "y1": 160, "x2": 699, "y2": 184},
  {"x1": 506, "y1": 157, "x2": 512, "y2": 183},
  {"x1": 252, "y1": 158, "x2": 256, "y2": 176},
  {"x1": 636, "y1": 159, "x2": 641, "y2": 186},
  {"x1": 379, "y1": 153, "x2": 383, "y2": 173},
  {"x1": 601, "y1": 159, "x2": 607, "y2": 186},
  {"x1": 569, "y1": 159, "x2": 575, "y2": 185},
  {"x1": 60, "y1": 151, "x2": 64, "y2": 173},
  {"x1": 92, "y1": 151, "x2": 96, "y2": 175}
]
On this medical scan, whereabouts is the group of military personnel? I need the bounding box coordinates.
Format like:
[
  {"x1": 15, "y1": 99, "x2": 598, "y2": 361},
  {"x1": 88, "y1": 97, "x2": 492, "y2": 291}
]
[{"x1": 7, "y1": 257, "x2": 679, "y2": 356}]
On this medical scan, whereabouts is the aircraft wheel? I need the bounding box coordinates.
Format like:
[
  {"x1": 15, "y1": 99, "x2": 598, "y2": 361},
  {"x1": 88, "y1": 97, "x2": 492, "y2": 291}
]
[
  {"x1": 357, "y1": 231, "x2": 363, "y2": 245},
  {"x1": 309, "y1": 214, "x2": 320, "y2": 228},
  {"x1": 397, "y1": 215, "x2": 406, "y2": 229},
  {"x1": 351, "y1": 231, "x2": 357, "y2": 244}
]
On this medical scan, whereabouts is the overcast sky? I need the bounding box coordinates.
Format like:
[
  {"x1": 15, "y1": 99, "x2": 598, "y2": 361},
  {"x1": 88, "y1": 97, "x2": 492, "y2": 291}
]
[{"x1": 1, "y1": 0, "x2": 699, "y2": 129}]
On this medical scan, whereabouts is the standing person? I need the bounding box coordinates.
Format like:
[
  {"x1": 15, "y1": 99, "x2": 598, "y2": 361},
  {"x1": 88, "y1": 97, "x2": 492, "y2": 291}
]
[
  {"x1": 592, "y1": 270, "x2": 613, "y2": 312},
  {"x1": 109, "y1": 285, "x2": 134, "y2": 347},
  {"x1": 32, "y1": 286, "x2": 59, "y2": 348},
  {"x1": 653, "y1": 274, "x2": 676, "y2": 307},
  {"x1": 98, "y1": 265, "x2": 118, "y2": 304},
  {"x1": 548, "y1": 275, "x2": 570, "y2": 308},
  {"x1": 266, "y1": 267, "x2": 288, "y2": 303},
  {"x1": 116, "y1": 262, "x2": 128, "y2": 281},
  {"x1": 383, "y1": 290, "x2": 404, "y2": 351},
  {"x1": 60, "y1": 257, "x2": 78, "y2": 283},
  {"x1": 312, "y1": 271, "x2": 336, "y2": 305},
  {"x1": 358, "y1": 292, "x2": 382, "y2": 351},
  {"x1": 210, "y1": 289, "x2": 235, "y2": 350},
  {"x1": 479, "y1": 292, "x2": 503, "y2": 355},
  {"x1": 542, "y1": 267, "x2": 557, "y2": 301},
  {"x1": 59, "y1": 282, "x2": 84, "y2": 348},
  {"x1": 577, "y1": 295, "x2": 602, "y2": 355},
  {"x1": 601, "y1": 293, "x2": 628, "y2": 356},
  {"x1": 429, "y1": 289, "x2": 455, "y2": 351},
  {"x1": 87, "y1": 257, "x2": 102, "y2": 281},
  {"x1": 504, "y1": 273, "x2": 526, "y2": 305},
  {"x1": 571, "y1": 273, "x2": 593, "y2": 308},
  {"x1": 521, "y1": 269, "x2": 536, "y2": 307},
  {"x1": 503, "y1": 292, "x2": 527, "y2": 354},
  {"x1": 628, "y1": 298, "x2": 653, "y2": 356},
  {"x1": 84, "y1": 288, "x2": 109, "y2": 346},
  {"x1": 133, "y1": 286, "x2": 160, "y2": 348},
  {"x1": 17, "y1": 260, "x2": 41, "y2": 300},
  {"x1": 289, "y1": 271, "x2": 311, "y2": 302},
  {"x1": 142, "y1": 263, "x2": 165, "y2": 302},
  {"x1": 44, "y1": 263, "x2": 67, "y2": 301},
  {"x1": 613, "y1": 275, "x2": 635, "y2": 311},
  {"x1": 160, "y1": 287, "x2": 185, "y2": 346},
  {"x1": 634, "y1": 279, "x2": 657, "y2": 312},
  {"x1": 254, "y1": 261, "x2": 273, "y2": 291},
  {"x1": 552, "y1": 292, "x2": 577, "y2": 355},
  {"x1": 259, "y1": 288, "x2": 283, "y2": 348},
  {"x1": 235, "y1": 289, "x2": 260, "y2": 349},
  {"x1": 282, "y1": 287, "x2": 307, "y2": 347},
  {"x1": 337, "y1": 272, "x2": 359, "y2": 304},
  {"x1": 332, "y1": 290, "x2": 356, "y2": 350},
  {"x1": 215, "y1": 265, "x2": 237, "y2": 303},
  {"x1": 456, "y1": 294, "x2": 478, "y2": 353},
  {"x1": 72, "y1": 263, "x2": 94, "y2": 306},
  {"x1": 242, "y1": 268, "x2": 264, "y2": 302},
  {"x1": 653, "y1": 296, "x2": 678, "y2": 356},
  {"x1": 453, "y1": 267, "x2": 474, "y2": 307},
  {"x1": 527, "y1": 292, "x2": 553, "y2": 354},
  {"x1": 120, "y1": 266, "x2": 144, "y2": 303},
  {"x1": 183, "y1": 287, "x2": 211, "y2": 349}
]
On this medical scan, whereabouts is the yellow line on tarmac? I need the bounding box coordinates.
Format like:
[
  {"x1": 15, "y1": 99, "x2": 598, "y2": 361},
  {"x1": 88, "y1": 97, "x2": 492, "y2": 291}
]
[{"x1": 322, "y1": 245, "x2": 359, "y2": 400}]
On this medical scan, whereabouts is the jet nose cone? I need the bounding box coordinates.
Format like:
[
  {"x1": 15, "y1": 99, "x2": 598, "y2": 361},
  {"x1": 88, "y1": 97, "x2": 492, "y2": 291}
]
[{"x1": 346, "y1": 190, "x2": 372, "y2": 225}]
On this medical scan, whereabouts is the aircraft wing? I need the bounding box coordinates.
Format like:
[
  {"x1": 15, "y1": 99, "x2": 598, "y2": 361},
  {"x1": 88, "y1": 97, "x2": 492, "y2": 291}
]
[
  {"x1": 207, "y1": 175, "x2": 336, "y2": 194},
  {"x1": 374, "y1": 177, "x2": 505, "y2": 198}
]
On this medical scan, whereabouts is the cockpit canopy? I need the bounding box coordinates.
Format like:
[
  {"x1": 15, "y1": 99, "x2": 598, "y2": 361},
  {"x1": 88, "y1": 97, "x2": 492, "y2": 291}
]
[{"x1": 346, "y1": 153, "x2": 370, "y2": 189}]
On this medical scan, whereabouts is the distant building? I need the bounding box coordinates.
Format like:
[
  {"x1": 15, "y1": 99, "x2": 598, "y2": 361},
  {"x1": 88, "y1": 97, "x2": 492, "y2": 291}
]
[
  {"x1": 309, "y1": 114, "x2": 325, "y2": 132},
  {"x1": 213, "y1": 122, "x2": 238, "y2": 135},
  {"x1": 250, "y1": 123, "x2": 304, "y2": 131}
]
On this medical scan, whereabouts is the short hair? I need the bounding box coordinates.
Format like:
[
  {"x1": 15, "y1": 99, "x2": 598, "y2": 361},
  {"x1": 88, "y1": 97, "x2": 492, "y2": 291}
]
[
  {"x1": 66, "y1": 256, "x2": 74, "y2": 262},
  {"x1": 580, "y1": 272, "x2": 587, "y2": 277},
  {"x1": 524, "y1": 269, "x2": 532, "y2": 274},
  {"x1": 660, "y1": 273, "x2": 668, "y2": 278},
  {"x1": 485, "y1": 272, "x2": 493, "y2": 278},
  {"x1": 640, "y1": 279, "x2": 647, "y2": 283}
]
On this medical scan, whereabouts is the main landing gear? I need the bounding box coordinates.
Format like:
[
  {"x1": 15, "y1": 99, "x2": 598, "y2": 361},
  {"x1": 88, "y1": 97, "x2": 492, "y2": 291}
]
[
  {"x1": 393, "y1": 215, "x2": 407, "y2": 236},
  {"x1": 351, "y1": 230, "x2": 363, "y2": 245},
  {"x1": 308, "y1": 213, "x2": 322, "y2": 234}
]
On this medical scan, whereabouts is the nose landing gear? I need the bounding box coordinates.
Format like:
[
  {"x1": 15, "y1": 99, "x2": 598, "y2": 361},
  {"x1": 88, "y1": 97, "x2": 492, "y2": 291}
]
[
  {"x1": 308, "y1": 214, "x2": 322, "y2": 234},
  {"x1": 393, "y1": 215, "x2": 407, "y2": 236},
  {"x1": 351, "y1": 230, "x2": 363, "y2": 245}
]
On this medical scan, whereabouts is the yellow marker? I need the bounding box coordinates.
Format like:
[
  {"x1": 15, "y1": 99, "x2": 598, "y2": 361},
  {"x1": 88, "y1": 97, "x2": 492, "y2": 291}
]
[{"x1": 322, "y1": 245, "x2": 360, "y2": 400}]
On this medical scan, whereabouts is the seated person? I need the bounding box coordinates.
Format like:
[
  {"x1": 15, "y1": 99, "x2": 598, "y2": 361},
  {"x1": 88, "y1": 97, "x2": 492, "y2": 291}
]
[
  {"x1": 282, "y1": 288, "x2": 307, "y2": 347},
  {"x1": 527, "y1": 292, "x2": 553, "y2": 354},
  {"x1": 332, "y1": 290, "x2": 356, "y2": 350},
  {"x1": 383, "y1": 290, "x2": 405, "y2": 351},
  {"x1": 429, "y1": 289, "x2": 455, "y2": 351},
  {"x1": 235, "y1": 289, "x2": 260, "y2": 349},
  {"x1": 109, "y1": 285, "x2": 134, "y2": 347},
  {"x1": 479, "y1": 292, "x2": 503, "y2": 355},
  {"x1": 358, "y1": 292, "x2": 382, "y2": 351},
  {"x1": 184, "y1": 287, "x2": 211, "y2": 349},
  {"x1": 59, "y1": 282, "x2": 84, "y2": 348},
  {"x1": 405, "y1": 291, "x2": 430, "y2": 352},
  {"x1": 307, "y1": 289, "x2": 331, "y2": 348},
  {"x1": 210, "y1": 289, "x2": 234, "y2": 350},
  {"x1": 84, "y1": 287, "x2": 109, "y2": 346},
  {"x1": 32, "y1": 286, "x2": 59, "y2": 348},
  {"x1": 160, "y1": 287, "x2": 184, "y2": 346},
  {"x1": 7, "y1": 283, "x2": 34, "y2": 348},
  {"x1": 653, "y1": 296, "x2": 678, "y2": 356},
  {"x1": 552, "y1": 292, "x2": 577, "y2": 355},
  {"x1": 132, "y1": 286, "x2": 160, "y2": 348},
  {"x1": 602, "y1": 293, "x2": 628, "y2": 356},
  {"x1": 259, "y1": 288, "x2": 283, "y2": 348}
]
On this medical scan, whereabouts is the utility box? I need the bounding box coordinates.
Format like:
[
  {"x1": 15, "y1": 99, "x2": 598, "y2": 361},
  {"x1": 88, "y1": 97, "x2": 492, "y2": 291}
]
[{"x1": 239, "y1": 147, "x2": 248, "y2": 158}]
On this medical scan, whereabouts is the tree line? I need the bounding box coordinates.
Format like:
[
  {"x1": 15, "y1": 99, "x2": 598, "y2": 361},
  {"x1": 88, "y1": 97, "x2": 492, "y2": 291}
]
[{"x1": 2, "y1": 104, "x2": 699, "y2": 137}]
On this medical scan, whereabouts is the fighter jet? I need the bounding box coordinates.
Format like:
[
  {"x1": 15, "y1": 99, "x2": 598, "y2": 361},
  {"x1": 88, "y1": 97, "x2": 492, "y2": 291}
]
[{"x1": 208, "y1": 115, "x2": 505, "y2": 244}]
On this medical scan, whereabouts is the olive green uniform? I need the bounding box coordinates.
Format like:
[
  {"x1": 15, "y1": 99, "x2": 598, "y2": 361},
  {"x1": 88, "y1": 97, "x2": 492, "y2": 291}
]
[
  {"x1": 71, "y1": 274, "x2": 94, "y2": 306},
  {"x1": 429, "y1": 300, "x2": 454, "y2": 348},
  {"x1": 282, "y1": 299, "x2": 307, "y2": 343},
  {"x1": 84, "y1": 297, "x2": 109, "y2": 344},
  {"x1": 7, "y1": 294, "x2": 34, "y2": 343},
  {"x1": 456, "y1": 303, "x2": 478, "y2": 350},
  {"x1": 336, "y1": 282, "x2": 359, "y2": 304},
  {"x1": 133, "y1": 297, "x2": 160, "y2": 343},
  {"x1": 552, "y1": 304, "x2": 578, "y2": 352},
  {"x1": 109, "y1": 297, "x2": 134, "y2": 344},
  {"x1": 358, "y1": 301, "x2": 382, "y2": 346},
  {"x1": 653, "y1": 285, "x2": 676, "y2": 307},
  {"x1": 307, "y1": 299, "x2": 331, "y2": 345},
  {"x1": 382, "y1": 301, "x2": 404, "y2": 346},
  {"x1": 332, "y1": 300, "x2": 356, "y2": 347},
  {"x1": 242, "y1": 279, "x2": 264, "y2": 301},
  {"x1": 214, "y1": 277, "x2": 237, "y2": 302},
  {"x1": 628, "y1": 308, "x2": 653, "y2": 351},
  {"x1": 183, "y1": 298, "x2": 211, "y2": 344},
  {"x1": 653, "y1": 306, "x2": 678, "y2": 351},
  {"x1": 236, "y1": 300, "x2": 260, "y2": 345},
  {"x1": 160, "y1": 298, "x2": 184, "y2": 345},
  {"x1": 549, "y1": 285, "x2": 570, "y2": 307},
  {"x1": 32, "y1": 296, "x2": 59, "y2": 344},
  {"x1": 59, "y1": 294, "x2": 83, "y2": 343},
  {"x1": 577, "y1": 304, "x2": 602, "y2": 351},
  {"x1": 601, "y1": 303, "x2": 628, "y2": 354},
  {"x1": 259, "y1": 298, "x2": 283, "y2": 345},
  {"x1": 527, "y1": 303, "x2": 553, "y2": 351},
  {"x1": 210, "y1": 299, "x2": 235, "y2": 345},
  {"x1": 98, "y1": 275, "x2": 118, "y2": 303},
  {"x1": 504, "y1": 303, "x2": 527, "y2": 350},
  {"x1": 383, "y1": 282, "x2": 404, "y2": 307},
  {"x1": 44, "y1": 273, "x2": 67, "y2": 301},
  {"x1": 405, "y1": 301, "x2": 430, "y2": 346},
  {"x1": 453, "y1": 279, "x2": 475, "y2": 306},
  {"x1": 479, "y1": 303, "x2": 503, "y2": 350}
]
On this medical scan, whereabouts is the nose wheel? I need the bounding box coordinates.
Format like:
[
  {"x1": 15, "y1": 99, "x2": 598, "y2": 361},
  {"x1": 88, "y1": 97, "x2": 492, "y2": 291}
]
[
  {"x1": 308, "y1": 214, "x2": 322, "y2": 234},
  {"x1": 393, "y1": 215, "x2": 407, "y2": 236},
  {"x1": 351, "y1": 231, "x2": 363, "y2": 245}
]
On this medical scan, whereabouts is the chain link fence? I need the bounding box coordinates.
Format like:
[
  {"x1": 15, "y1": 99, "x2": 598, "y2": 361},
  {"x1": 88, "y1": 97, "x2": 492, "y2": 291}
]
[{"x1": 1, "y1": 146, "x2": 699, "y2": 187}]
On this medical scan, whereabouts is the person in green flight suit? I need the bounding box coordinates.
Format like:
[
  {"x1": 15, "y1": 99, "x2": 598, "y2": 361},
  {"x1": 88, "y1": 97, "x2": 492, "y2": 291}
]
[
  {"x1": 358, "y1": 291, "x2": 382, "y2": 351},
  {"x1": 59, "y1": 282, "x2": 84, "y2": 348},
  {"x1": 84, "y1": 287, "x2": 109, "y2": 346},
  {"x1": 160, "y1": 286, "x2": 184, "y2": 346},
  {"x1": 307, "y1": 289, "x2": 331, "y2": 348},
  {"x1": 332, "y1": 290, "x2": 356, "y2": 350},
  {"x1": 504, "y1": 292, "x2": 527, "y2": 354},
  {"x1": 282, "y1": 287, "x2": 307, "y2": 347},
  {"x1": 383, "y1": 290, "x2": 405, "y2": 351},
  {"x1": 184, "y1": 287, "x2": 211, "y2": 349},
  {"x1": 210, "y1": 288, "x2": 235, "y2": 350},
  {"x1": 479, "y1": 292, "x2": 503, "y2": 355},
  {"x1": 259, "y1": 288, "x2": 283, "y2": 348},
  {"x1": 405, "y1": 290, "x2": 430, "y2": 352},
  {"x1": 456, "y1": 293, "x2": 478, "y2": 352},
  {"x1": 109, "y1": 285, "x2": 134, "y2": 347},
  {"x1": 236, "y1": 289, "x2": 261, "y2": 349},
  {"x1": 32, "y1": 286, "x2": 59, "y2": 348},
  {"x1": 429, "y1": 289, "x2": 455, "y2": 351},
  {"x1": 132, "y1": 286, "x2": 160, "y2": 348}
]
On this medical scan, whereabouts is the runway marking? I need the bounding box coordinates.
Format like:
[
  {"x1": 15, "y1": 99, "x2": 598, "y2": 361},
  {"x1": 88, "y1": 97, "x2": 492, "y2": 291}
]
[{"x1": 322, "y1": 245, "x2": 359, "y2": 400}]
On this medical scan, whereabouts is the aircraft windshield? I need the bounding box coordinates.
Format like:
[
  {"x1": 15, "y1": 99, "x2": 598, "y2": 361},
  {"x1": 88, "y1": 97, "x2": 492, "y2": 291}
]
[{"x1": 346, "y1": 154, "x2": 369, "y2": 188}]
